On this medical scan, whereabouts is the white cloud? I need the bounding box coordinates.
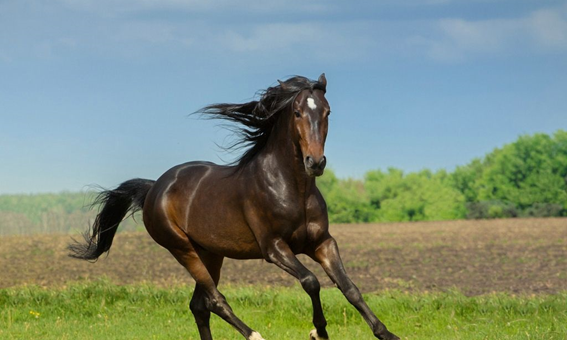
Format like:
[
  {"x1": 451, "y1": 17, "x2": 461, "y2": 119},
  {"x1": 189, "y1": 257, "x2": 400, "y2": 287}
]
[
  {"x1": 409, "y1": 5, "x2": 567, "y2": 62},
  {"x1": 80, "y1": 19, "x2": 375, "y2": 63},
  {"x1": 215, "y1": 22, "x2": 375, "y2": 63},
  {"x1": 219, "y1": 23, "x2": 321, "y2": 53},
  {"x1": 57, "y1": 0, "x2": 332, "y2": 14},
  {"x1": 2, "y1": 1, "x2": 566, "y2": 65},
  {"x1": 528, "y1": 7, "x2": 567, "y2": 49},
  {"x1": 439, "y1": 19, "x2": 518, "y2": 51}
]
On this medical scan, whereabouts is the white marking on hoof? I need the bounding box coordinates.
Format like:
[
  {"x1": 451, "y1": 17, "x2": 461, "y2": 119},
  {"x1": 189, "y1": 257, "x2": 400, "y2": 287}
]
[
  {"x1": 307, "y1": 97, "x2": 317, "y2": 110},
  {"x1": 249, "y1": 331, "x2": 265, "y2": 340},
  {"x1": 309, "y1": 329, "x2": 329, "y2": 340}
]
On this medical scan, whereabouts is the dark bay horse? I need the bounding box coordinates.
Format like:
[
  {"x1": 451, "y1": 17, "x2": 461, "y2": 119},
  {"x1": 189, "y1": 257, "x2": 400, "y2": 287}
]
[{"x1": 69, "y1": 74, "x2": 399, "y2": 340}]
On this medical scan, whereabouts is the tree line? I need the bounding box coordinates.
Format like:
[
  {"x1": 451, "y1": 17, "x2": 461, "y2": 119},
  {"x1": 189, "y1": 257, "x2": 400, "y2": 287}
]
[
  {"x1": 1, "y1": 130, "x2": 565, "y2": 235},
  {"x1": 318, "y1": 130, "x2": 567, "y2": 223},
  {"x1": 0, "y1": 192, "x2": 141, "y2": 236}
]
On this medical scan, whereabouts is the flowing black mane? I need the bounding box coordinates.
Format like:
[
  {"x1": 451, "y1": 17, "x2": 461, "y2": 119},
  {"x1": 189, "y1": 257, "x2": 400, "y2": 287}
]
[{"x1": 198, "y1": 75, "x2": 327, "y2": 170}]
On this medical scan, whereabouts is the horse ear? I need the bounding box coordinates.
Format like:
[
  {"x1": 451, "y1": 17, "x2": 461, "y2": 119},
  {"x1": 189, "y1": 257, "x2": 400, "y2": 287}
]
[
  {"x1": 278, "y1": 80, "x2": 289, "y2": 91},
  {"x1": 318, "y1": 73, "x2": 327, "y2": 88}
]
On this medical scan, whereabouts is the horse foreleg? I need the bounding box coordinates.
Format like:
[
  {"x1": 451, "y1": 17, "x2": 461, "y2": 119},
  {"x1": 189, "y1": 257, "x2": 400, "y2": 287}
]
[
  {"x1": 266, "y1": 238, "x2": 329, "y2": 340},
  {"x1": 312, "y1": 237, "x2": 400, "y2": 340}
]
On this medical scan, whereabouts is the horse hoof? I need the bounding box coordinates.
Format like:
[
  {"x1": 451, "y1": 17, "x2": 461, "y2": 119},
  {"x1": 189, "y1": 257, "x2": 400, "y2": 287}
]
[
  {"x1": 249, "y1": 331, "x2": 266, "y2": 340},
  {"x1": 382, "y1": 332, "x2": 400, "y2": 340},
  {"x1": 309, "y1": 329, "x2": 329, "y2": 340}
]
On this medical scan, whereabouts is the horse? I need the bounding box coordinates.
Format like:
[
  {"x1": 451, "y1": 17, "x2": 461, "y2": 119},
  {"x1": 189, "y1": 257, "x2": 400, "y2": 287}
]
[{"x1": 69, "y1": 74, "x2": 399, "y2": 340}]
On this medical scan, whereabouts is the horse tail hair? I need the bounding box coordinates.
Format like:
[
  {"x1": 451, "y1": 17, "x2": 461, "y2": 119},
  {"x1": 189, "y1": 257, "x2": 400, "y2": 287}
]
[{"x1": 68, "y1": 178, "x2": 155, "y2": 261}]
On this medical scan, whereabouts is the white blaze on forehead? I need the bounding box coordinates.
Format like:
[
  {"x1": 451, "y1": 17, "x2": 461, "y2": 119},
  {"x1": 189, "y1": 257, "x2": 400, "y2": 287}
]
[
  {"x1": 249, "y1": 332, "x2": 265, "y2": 340},
  {"x1": 307, "y1": 97, "x2": 317, "y2": 110}
]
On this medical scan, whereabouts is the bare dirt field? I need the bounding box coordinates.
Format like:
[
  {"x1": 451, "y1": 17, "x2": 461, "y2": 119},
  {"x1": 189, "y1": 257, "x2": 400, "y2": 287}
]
[{"x1": 1, "y1": 218, "x2": 566, "y2": 295}]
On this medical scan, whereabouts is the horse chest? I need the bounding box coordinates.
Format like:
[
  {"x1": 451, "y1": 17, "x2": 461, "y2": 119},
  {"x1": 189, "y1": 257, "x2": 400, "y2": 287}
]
[
  {"x1": 266, "y1": 194, "x2": 308, "y2": 224},
  {"x1": 268, "y1": 200, "x2": 314, "y2": 249}
]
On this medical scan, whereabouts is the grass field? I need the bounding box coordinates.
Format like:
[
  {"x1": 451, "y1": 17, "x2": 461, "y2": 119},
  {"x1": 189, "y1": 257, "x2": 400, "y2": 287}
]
[
  {"x1": 1, "y1": 280, "x2": 566, "y2": 340},
  {"x1": 1, "y1": 218, "x2": 566, "y2": 339}
]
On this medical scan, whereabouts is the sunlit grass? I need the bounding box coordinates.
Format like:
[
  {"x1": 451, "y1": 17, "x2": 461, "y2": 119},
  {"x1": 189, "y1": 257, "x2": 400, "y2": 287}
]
[{"x1": 1, "y1": 280, "x2": 566, "y2": 339}]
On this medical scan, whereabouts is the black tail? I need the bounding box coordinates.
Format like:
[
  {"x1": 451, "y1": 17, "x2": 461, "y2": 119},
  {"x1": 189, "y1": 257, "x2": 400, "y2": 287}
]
[{"x1": 68, "y1": 178, "x2": 155, "y2": 261}]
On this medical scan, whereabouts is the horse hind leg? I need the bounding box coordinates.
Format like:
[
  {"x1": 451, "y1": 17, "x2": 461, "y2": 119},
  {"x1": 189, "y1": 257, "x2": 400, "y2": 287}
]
[
  {"x1": 190, "y1": 284, "x2": 213, "y2": 340},
  {"x1": 189, "y1": 252, "x2": 223, "y2": 340},
  {"x1": 169, "y1": 245, "x2": 265, "y2": 340}
]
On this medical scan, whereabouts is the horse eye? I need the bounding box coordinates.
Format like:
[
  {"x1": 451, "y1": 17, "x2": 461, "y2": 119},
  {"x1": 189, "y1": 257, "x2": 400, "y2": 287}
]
[{"x1": 294, "y1": 110, "x2": 301, "y2": 118}]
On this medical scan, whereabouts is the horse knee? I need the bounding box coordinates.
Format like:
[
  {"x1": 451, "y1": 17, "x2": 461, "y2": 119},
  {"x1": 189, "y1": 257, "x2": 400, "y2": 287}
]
[{"x1": 300, "y1": 274, "x2": 321, "y2": 296}]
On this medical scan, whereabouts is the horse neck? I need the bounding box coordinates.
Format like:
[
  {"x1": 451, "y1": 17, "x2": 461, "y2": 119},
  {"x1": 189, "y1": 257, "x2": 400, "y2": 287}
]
[{"x1": 252, "y1": 111, "x2": 315, "y2": 196}]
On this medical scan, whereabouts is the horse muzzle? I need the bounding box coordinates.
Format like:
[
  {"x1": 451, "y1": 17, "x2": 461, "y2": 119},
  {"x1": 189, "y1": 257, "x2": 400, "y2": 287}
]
[{"x1": 304, "y1": 155, "x2": 326, "y2": 177}]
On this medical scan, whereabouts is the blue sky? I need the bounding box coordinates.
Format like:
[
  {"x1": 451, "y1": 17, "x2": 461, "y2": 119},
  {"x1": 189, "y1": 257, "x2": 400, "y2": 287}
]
[{"x1": 1, "y1": 0, "x2": 566, "y2": 194}]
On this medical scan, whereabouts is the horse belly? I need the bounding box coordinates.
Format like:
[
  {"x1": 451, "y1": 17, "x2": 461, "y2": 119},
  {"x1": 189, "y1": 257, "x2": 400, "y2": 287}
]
[{"x1": 187, "y1": 218, "x2": 263, "y2": 259}]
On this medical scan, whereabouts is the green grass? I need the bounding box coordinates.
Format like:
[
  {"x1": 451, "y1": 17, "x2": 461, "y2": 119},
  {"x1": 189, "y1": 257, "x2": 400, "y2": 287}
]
[{"x1": 1, "y1": 280, "x2": 566, "y2": 340}]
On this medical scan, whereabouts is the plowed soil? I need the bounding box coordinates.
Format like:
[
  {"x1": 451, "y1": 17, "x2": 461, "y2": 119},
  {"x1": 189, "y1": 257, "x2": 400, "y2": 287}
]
[{"x1": 1, "y1": 218, "x2": 566, "y2": 295}]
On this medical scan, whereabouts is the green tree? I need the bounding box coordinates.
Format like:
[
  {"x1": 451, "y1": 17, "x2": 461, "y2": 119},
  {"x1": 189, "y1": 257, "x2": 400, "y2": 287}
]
[
  {"x1": 317, "y1": 169, "x2": 375, "y2": 223},
  {"x1": 365, "y1": 168, "x2": 466, "y2": 222},
  {"x1": 450, "y1": 158, "x2": 484, "y2": 203},
  {"x1": 476, "y1": 132, "x2": 567, "y2": 210},
  {"x1": 450, "y1": 130, "x2": 567, "y2": 218}
]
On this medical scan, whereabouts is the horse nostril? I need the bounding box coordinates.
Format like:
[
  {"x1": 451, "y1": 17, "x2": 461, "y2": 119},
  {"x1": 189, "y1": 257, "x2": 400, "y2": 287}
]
[
  {"x1": 305, "y1": 155, "x2": 326, "y2": 170},
  {"x1": 319, "y1": 156, "x2": 327, "y2": 169},
  {"x1": 305, "y1": 156, "x2": 315, "y2": 168}
]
